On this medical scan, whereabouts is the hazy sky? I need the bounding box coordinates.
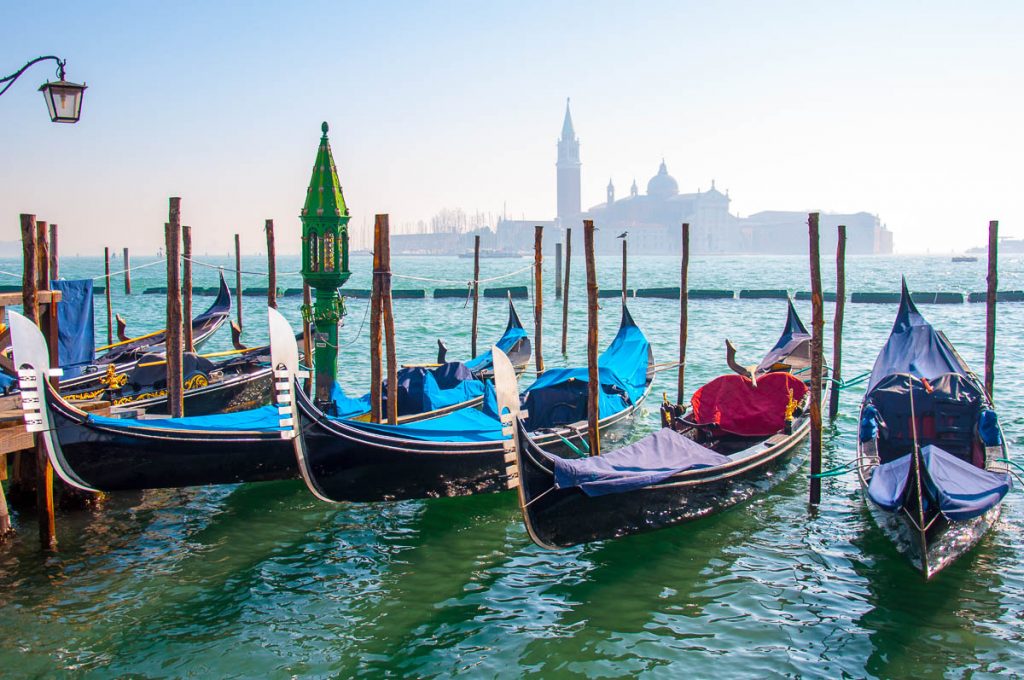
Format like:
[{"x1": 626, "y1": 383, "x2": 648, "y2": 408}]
[{"x1": 1, "y1": 1, "x2": 1021, "y2": 255}]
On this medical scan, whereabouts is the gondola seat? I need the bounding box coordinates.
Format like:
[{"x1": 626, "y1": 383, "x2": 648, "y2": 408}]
[{"x1": 689, "y1": 372, "x2": 808, "y2": 438}]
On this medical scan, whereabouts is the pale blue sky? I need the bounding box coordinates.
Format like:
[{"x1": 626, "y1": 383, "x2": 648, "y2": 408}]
[{"x1": 1, "y1": 1, "x2": 1021, "y2": 254}]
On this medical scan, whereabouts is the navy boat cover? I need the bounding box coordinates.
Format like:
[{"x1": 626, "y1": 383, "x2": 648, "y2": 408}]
[
  {"x1": 547, "y1": 428, "x2": 731, "y2": 496},
  {"x1": 382, "y1": 361, "x2": 485, "y2": 417},
  {"x1": 51, "y1": 279, "x2": 95, "y2": 372},
  {"x1": 865, "y1": 281, "x2": 968, "y2": 393},
  {"x1": 522, "y1": 306, "x2": 650, "y2": 430},
  {"x1": 867, "y1": 445, "x2": 1011, "y2": 521}
]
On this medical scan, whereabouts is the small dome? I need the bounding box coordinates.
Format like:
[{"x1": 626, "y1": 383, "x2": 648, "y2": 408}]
[{"x1": 647, "y1": 160, "x2": 679, "y2": 198}]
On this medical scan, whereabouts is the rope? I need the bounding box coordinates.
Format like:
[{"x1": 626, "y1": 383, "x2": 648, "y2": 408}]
[
  {"x1": 996, "y1": 458, "x2": 1024, "y2": 475},
  {"x1": 0, "y1": 269, "x2": 23, "y2": 279},
  {"x1": 809, "y1": 460, "x2": 858, "y2": 478},
  {"x1": 92, "y1": 258, "x2": 166, "y2": 281},
  {"x1": 386, "y1": 263, "x2": 535, "y2": 287},
  {"x1": 340, "y1": 294, "x2": 373, "y2": 347}
]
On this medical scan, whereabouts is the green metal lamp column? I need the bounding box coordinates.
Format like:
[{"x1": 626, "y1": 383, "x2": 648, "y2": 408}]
[{"x1": 300, "y1": 122, "x2": 351, "y2": 407}]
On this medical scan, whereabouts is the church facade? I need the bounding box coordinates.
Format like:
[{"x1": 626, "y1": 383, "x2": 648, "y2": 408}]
[{"x1": 496, "y1": 100, "x2": 893, "y2": 256}]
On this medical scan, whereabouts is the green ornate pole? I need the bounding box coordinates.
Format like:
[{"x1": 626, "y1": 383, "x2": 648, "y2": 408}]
[{"x1": 300, "y1": 122, "x2": 351, "y2": 407}]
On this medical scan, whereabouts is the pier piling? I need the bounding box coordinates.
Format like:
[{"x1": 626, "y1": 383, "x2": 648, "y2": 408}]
[
  {"x1": 165, "y1": 198, "x2": 184, "y2": 418},
  {"x1": 621, "y1": 237, "x2": 628, "y2": 304},
  {"x1": 370, "y1": 219, "x2": 383, "y2": 423},
  {"x1": 985, "y1": 220, "x2": 998, "y2": 402},
  {"x1": 561, "y1": 228, "x2": 571, "y2": 356},
  {"x1": 471, "y1": 235, "x2": 480, "y2": 358},
  {"x1": 49, "y1": 224, "x2": 58, "y2": 278},
  {"x1": 678, "y1": 223, "x2": 689, "y2": 404},
  {"x1": 123, "y1": 247, "x2": 131, "y2": 294},
  {"x1": 534, "y1": 226, "x2": 544, "y2": 374},
  {"x1": 104, "y1": 246, "x2": 113, "y2": 345},
  {"x1": 265, "y1": 219, "x2": 277, "y2": 309},
  {"x1": 808, "y1": 212, "x2": 824, "y2": 506},
  {"x1": 182, "y1": 226, "x2": 194, "y2": 352},
  {"x1": 34, "y1": 218, "x2": 57, "y2": 550},
  {"x1": 584, "y1": 219, "x2": 600, "y2": 456},
  {"x1": 379, "y1": 215, "x2": 399, "y2": 425},
  {"x1": 234, "y1": 234, "x2": 243, "y2": 330},
  {"x1": 555, "y1": 242, "x2": 562, "y2": 300},
  {"x1": 829, "y1": 225, "x2": 846, "y2": 420}
]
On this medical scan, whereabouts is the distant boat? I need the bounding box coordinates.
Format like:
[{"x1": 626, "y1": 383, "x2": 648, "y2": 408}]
[
  {"x1": 952, "y1": 256, "x2": 978, "y2": 263},
  {"x1": 458, "y1": 249, "x2": 524, "y2": 259}
]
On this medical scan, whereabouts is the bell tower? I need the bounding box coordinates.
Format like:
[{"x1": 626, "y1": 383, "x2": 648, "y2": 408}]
[{"x1": 556, "y1": 98, "x2": 581, "y2": 226}]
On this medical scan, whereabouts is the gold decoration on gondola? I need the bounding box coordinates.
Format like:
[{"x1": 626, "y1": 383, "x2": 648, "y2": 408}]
[
  {"x1": 184, "y1": 374, "x2": 209, "y2": 390},
  {"x1": 99, "y1": 364, "x2": 128, "y2": 389},
  {"x1": 783, "y1": 388, "x2": 798, "y2": 422},
  {"x1": 66, "y1": 387, "x2": 105, "y2": 401}
]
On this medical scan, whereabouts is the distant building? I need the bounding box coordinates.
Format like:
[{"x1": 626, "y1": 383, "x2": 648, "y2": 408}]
[{"x1": 493, "y1": 100, "x2": 894, "y2": 255}]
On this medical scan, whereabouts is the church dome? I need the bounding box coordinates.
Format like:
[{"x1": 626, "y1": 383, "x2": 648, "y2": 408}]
[{"x1": 646, "y1": 160, "x2": 679, "y2": 198}]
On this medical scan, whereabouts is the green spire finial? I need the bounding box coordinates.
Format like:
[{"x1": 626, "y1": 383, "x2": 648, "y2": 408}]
[{"x1": 321, "y1": 121, "x2": 329, "y2": 137}]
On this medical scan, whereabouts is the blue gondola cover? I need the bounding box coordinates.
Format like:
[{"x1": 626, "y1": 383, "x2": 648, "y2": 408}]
[
  {"x1": 547, "y1": 428, "x2": 731, "y2": 496},
  {"x1": 50, "y1": 279, "x2": 95, "y2": 369}
]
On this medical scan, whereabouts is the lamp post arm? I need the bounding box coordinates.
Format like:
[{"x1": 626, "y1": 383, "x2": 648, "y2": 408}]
[{"x1": 0, "y1": 56, "x2": 66, "y2": 98}]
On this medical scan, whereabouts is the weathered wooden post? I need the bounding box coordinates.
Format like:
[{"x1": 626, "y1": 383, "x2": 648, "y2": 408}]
[
  {"x1": 380, "y1": 215, "x2": 399, "y2": 425},
  {"x1": 583, "y1": 220, "x2": 600, "y2": 456},
  {"x1": 828, "y1": 225, "x2": 847, "y2": 420},
  {"x1": 265, "y1": 219, "x2": 277, "y2": 309},
  {"x1": 165, "y1": 198, "x2": 184, "y2": 418},
  {"x1": 985, "y1": 220, "x2": 998, "y2": 402},
  {"x1": 534, "y1": 225, "x2": 544, "y2": 374},
  {"x1": 471, "y1": 234, "x2": 480, "y2": 358},
  {"x1": 555, "y1": 241, "x2": 563, "y2": 300},
  {"x1": 234, "y1": 233, "x2": 243, "y2": 330},
  {"x1": 123, "y1": 247, "x2": 131, "y2": 294},
  {"x1": 369, "y1": 219, "x2": 383, "y2": 423},
  {"x1": 182, "y1": 226, "x2": 194, "y2": 352},
  {"x1": 678, "y1": 223, "x2": 690, "y2": 404},
  {"x1": 808, "y1": 212, "x2": 824, "y2": 506},
  {"x1": 621, "y1": 237, "x2": 628, "y2": 303},
  {"x1": 103, "y1": 246, "x2": 113, "y2": 345},
  {"x1": 34, "y1": 219, "x2": 57, "y2": 549},
  {"x1": 49, "y1": 223, "x2": 58, "y2": 278},
  {"x1": 561, "y1": 228, "x2": 571, "y2": 356},
  {"x1": 302, "y1": 282, "x2": 313, "y2": 395}
]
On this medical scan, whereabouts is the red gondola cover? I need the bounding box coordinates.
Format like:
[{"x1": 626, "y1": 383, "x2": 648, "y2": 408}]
[{"x1": 690, "y1": 372, "x2": 808, "y2": 437}]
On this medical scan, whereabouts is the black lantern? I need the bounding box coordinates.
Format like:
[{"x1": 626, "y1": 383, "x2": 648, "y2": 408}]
[
  {"x1": 1, "y1": 56, "x2": 86, "y2": 124},
  {"x1": 39, "y1": 78, "x2": 86, "y2": 123}
]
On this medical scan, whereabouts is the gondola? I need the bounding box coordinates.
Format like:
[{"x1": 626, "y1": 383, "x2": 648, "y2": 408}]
[
  {"x1": 508, "y1": 299, "x2": 823, "y2": 549},
  {"x1": 856, "y1": 281, "x2": 1011, "y2": 579},
  {"x1": 7, "y1": 307, "x2": 305, "y2": 493},
  {"x1": 292, "y1": 305, "x2": 653, "y2": 503},
  {"x1": 334, "y1": 296, "x2": 532, "y2": 424},
  {"x1": 55, "y1": 273, "x2": 233, "y2": 394}
]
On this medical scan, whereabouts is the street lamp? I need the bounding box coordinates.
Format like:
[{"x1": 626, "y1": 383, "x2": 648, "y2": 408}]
[{"x1": 1, "y1": 56, "x2": 86, "y2": 123}]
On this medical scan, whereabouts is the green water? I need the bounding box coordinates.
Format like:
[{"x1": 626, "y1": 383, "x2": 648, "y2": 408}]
[{"x1": 1, "y1": 253, "x2": 1022, "y2": 678}]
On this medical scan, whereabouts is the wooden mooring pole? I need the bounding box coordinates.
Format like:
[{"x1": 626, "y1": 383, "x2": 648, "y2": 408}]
[
  {"x1": 555, "y1": 241, "x2": 563, "y2": 300},
  {"x1": 828, "y1": 225, "x2": 847, "y2": 420},
  {"x1": 166, "y1": 198, "x2": 184, "y2": 418},
  {"x1": 678, "y1": 223, "x2": 690, "y2": 404},
  {"x1": 561, "y1": 228, "x2": 571, "y2": 356},
  {"x1": 123, "y1": 247, "x2": 131, "y2": 294},
  {"x1": 985, "y1": 220, "x2": 998, "y2": 402},
  {"x1": 369, "y1": 218, "x2": 384, "y2": 423},
  {"x1": 182, "y1": 226, "x2": 194, "y2": 352},
  {"x1": 104, "y1": 246, "x2": 113, "y2": 345},
  {"x1": 380, "y1": 215, "x2": 399, "y2": 425},
  {"x1": 584, "y1": 219, "x2": 600, "y2": 456},
  {"x1": 621, "y1": 237, "x2": 628, "y2": 304},
  {"x1": 34, "y1": 218, "x2": 57, "y2": 549},
  {"x1": 234, "y1": 233, "x2": 243, "y2": 330},
  {"x1": 265, "y1": 219, "x2": 277, "y2": 309},
  {"x1": 302, "y1": 282, "x2": 313, "y2": 396},
  {"x1": 471, "y1": 234, "x2": 480, "y2": 358},
  {"x1": 534, "y1": 226, "x2": 544, "y2": 374},
  {"x1": 49, "y1": 224, "x2": 58, "y2": 278},
  {"x1": 808, "y1": 212, "x2": 824, "y2": 506}
]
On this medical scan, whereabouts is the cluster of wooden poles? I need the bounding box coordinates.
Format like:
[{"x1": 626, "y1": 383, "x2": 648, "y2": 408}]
[{"x1": 3, "y1": 204, "x2": 1003, "y2": 549}]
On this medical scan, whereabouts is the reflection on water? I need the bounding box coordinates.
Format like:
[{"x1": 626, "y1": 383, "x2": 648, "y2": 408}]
[{"x1": 1, "y1": 254, "x2": 1024, "y2": 676}]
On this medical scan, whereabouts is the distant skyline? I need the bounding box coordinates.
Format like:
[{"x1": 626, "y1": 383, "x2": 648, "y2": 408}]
[{"x1": 1, "y1": 1, "x2": 1021, "y2": 255}]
